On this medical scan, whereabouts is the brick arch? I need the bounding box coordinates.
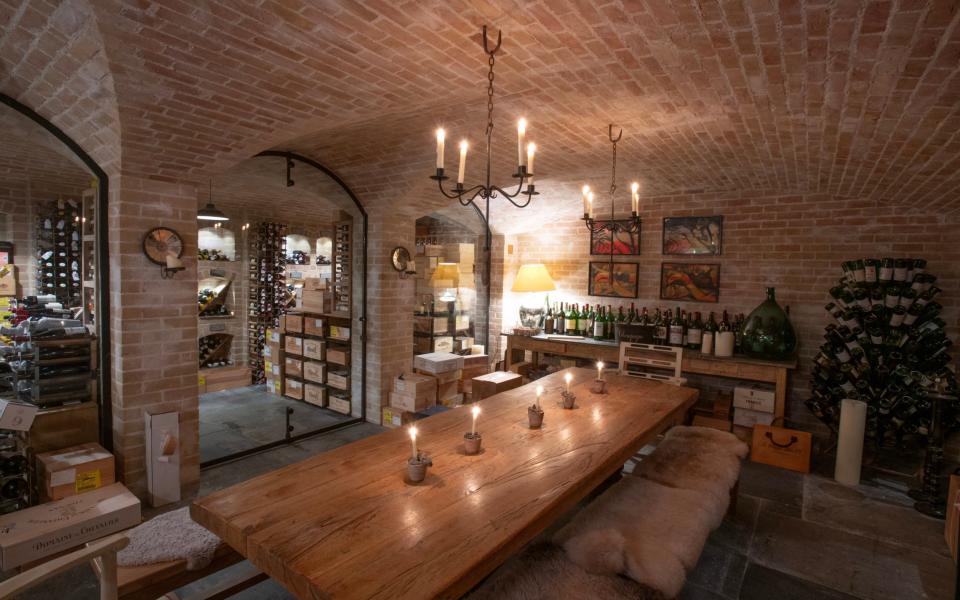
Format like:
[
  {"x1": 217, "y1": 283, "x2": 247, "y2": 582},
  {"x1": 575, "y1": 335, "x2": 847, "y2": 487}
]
[{"x1": 0, "y1": 0, "x2": 122, "y2": 177}]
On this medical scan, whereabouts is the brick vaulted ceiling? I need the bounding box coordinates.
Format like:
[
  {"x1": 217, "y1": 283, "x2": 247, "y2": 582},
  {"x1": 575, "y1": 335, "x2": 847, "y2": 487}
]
[{"x1": 2, "y1": 0, "x2": 959, "y2": 222}]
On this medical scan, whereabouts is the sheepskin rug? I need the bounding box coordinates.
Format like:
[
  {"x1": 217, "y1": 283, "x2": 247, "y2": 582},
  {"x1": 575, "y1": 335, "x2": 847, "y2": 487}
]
[
  {"x1": 117, "y1": 507, "x2": 221, "y2": 570},
  {"x1": 468, "y1": 543, "x2": 664, "y2": 600},
  {"x1": 632, "y1": 426, "x2": 747, "y2": 503},
  {"x1": 552, "y1": 477, "x2": 720, "y2": 599}
]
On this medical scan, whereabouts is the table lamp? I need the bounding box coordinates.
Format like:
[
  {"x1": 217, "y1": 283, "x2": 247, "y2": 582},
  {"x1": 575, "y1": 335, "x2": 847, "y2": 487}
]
[
  {"x1": 511, "y1": 263, "x2": 556, "y2": 328},
  {"x1": 431, "y1": 262, "x2": 460, "y2": 302}
]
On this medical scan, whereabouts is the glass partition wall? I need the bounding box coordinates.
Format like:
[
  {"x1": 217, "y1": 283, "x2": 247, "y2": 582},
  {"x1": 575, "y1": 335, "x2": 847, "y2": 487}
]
[
  {"x1": 198, "y1": 153, "x2": 365, "y2": 466},
  {"x1": 0, "y1": 96, "x2": 109, "y2": 511}
]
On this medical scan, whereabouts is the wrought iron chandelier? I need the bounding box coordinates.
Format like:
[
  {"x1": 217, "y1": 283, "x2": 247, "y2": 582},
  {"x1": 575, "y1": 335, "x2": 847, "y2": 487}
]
[
  {"x1": 430, "y1": 26, "x2": 537, "y2": 229},
  {"x1": 582, "y1": 125, "x2": 641, "y2": 237}
]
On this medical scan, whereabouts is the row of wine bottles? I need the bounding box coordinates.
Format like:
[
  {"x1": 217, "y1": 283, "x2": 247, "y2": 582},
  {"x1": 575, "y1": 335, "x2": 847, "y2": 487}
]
[
  {"x1": 248, "y1": 223, "x2": 286, "y2": 384},
  {"x1": 35, "y1": 200, "x2": 83, "y2": 307},
  {"x1": 542, "y1": 302, "x2": 748, "y2": 348}
]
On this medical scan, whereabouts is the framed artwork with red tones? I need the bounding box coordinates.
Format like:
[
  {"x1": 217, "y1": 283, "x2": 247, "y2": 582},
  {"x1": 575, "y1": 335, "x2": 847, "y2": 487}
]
[
  {"x1": 662, "y1": 216, "x2": 723, "y2": 255},
  {"x1": 589, "y1": 221, "x2": 640, "y2": 255},
  {"x1": 660, "y1": 262, "x2": 720, "y2": 303},
  {"x1": 588, "y1": 261, "x2": 639, "y2": 299}
]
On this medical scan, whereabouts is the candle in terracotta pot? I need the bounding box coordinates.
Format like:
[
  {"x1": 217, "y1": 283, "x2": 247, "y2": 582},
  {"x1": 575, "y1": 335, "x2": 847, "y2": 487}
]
[
  {"x1": 409, "y1": 426, "x2": 418, "y2": 461},
  {"x1": 596, "y1": 361, "x2": 604, "y2": 381},
  {"x1": 536, "y1": 384, "x2": 544, "y2": 410},
  {"x1": 471, "y1": 405, "x2": 480, "y2": 436},
  {"x1": 564, "y1": 372, "x2": 572, "y2": 393}
]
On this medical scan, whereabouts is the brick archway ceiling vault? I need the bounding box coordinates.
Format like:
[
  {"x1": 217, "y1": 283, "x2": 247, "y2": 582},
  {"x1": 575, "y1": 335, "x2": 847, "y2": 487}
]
[{"x1": 3, "y1": 1, "x2": 960, "y2": 222}]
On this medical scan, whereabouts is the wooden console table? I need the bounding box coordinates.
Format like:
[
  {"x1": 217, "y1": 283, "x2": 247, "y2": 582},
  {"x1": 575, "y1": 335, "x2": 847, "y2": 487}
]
[{"x1": 503, "y1": 333, "x2": 797, "y2": 420}]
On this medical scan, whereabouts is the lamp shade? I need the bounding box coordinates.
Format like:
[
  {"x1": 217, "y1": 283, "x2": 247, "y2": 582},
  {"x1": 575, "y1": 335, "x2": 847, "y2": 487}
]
[
  {"x1": 198, "y1": 202, "x2": 229, "y2": 222},
  {"x1": 431, "y1": 262, "x2": 460, "y2": 286},
  {"x1": 512, "y1": 263, "x2": 556, "y2": 293}
]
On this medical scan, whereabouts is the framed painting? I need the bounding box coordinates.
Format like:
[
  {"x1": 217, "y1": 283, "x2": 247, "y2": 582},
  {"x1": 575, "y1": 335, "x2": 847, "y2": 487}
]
[
  {"x1": 660, "y1": 262, "x2": 720, "y2": 303},
  {"x1": 588, "y1": 261, "x2": 639, "y2": 299},
  {"x1": 590, "y1": 221, "x2": 640, "y2": 255},
  {"x1": 662, "y1": 216, "x2": 723, "y2": 255}
]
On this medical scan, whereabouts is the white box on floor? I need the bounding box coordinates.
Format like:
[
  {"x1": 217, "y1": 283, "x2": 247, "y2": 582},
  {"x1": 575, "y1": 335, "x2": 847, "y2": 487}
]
[
  {"x1": 145, "y1": 411, "x2": 180, "y2": 507},
  {"x1": 733, "y1": 406, "x2": 775, "y2": 428},
  {"x1": 733, "y1": 383, "x2": 776, "y2": 413},
  {"x1": 413, "y1": 352, "x2": 464, "y2": 374}
]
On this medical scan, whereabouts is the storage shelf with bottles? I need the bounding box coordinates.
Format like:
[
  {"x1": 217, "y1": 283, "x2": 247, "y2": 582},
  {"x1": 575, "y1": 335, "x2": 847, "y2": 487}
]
[
  {"x1": 247, "y1": 223, "x2": 287, "y2": 384},
  {"x1": 35, "y1": 198, "x2": 84, "y2": 309},
  {"x1": 332, "y1": 219, "x2": 352, "y2": 316},
  {"x1": 11, "y1": 335, "x2": 98, "y2": 408}
]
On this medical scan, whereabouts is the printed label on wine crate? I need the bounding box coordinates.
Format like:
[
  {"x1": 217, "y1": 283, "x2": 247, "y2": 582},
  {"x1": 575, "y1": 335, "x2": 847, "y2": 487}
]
[
  {"x1": 284, "y1": 336, "x2": 303, "y2": 356},
  {"x1": 303, "y1": 339, "x2": 326, "y2": 361},
  {"x1": 304, "y1": 318, "x2": 325, "y2": 337},
  {"x1": 329, "y1": 395, "x2": 351, "y2": 415},
  {"x1": 327, "y1": 372, "x2": 350, "y2": 390},
  {"x1": 284, "y1": 378, "x2": 304, "y2": 400},
  {"x1": 305, "y1": 384, "x2": 327, "y2": 407},
  {"x1": 284, "y1": 357, "x2": 303, "y2": 378},
  {"x1": 281, "y1": 314, "x2": 303, "y2": 334},
  {"x1": 266, "y1": 329, "x2": 281, "y2": 344},
  {"x1": 329, "y1": 325, "x2": 350, "y2": 341},
  {"x1": 303, "y1": 361, "x2": 326, "y2": 384}
]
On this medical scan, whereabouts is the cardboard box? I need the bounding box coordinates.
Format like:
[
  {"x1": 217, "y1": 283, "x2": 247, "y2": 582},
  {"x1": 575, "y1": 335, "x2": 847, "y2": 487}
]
[
  {"x1": 439, "y1": 393, "x2": 465, "y2": 408},
  {"x1": 327, "y1": 346, "x2": 350, "y2": 366},
  {"x1": 328, "y1": 371, "x2": 350, "y2": 391},
  {"x1": 303, "y1": 338, "x2": 325, "y2": 361},
  {"x1": 265, "y1": 328, "x2": 281, "y2": 344},
  {"x1": 433, "y1": 336, "x2": 454, "y2": 353},
  {"x1": 329, "y1": 395, "x2": 351, "y2": 415},
  {"x1": 472, "y1": 371, "x2": 523, "y2": 401},
  {"x1": 416, "y1": 368, "x2": 462, "y2": 385},
  {"x1": 733, "y1": 406, "x2": 775, "y2": 428},
  {"x1": 305, "y1": 383, "x2": 327, "y2": 407},
  {"x1": 284, "y1": 357, "x2": 303, "y2": 378},
  {"x1": 414, "y1": 352, "x2": 464, "y2": 374},
  {"x1": 692, "y1": 414, "x2": 733, "y2": 432},
  {"x1": 303, "y1": 277, "x2": 327, "y2": 291},
  {"x1": 437, "y1": 380, "x2": 459, "y2": 402},
  {"x1": 301, "y1": 289, "x2": 330, "y2": 313},
  {"x1": 263, "y1": 341, "x2": 282, "y2": 362},
  {"x1": 382, "y1": 405, "x2": 413, "y2": 429},
  {"x1": 36, "y1": 443, "x2": 116, "y2": 502},
  {"x1": 389, "y1": 389, "x2": 434, "y2": 413},
  {"x1": 265, "y1": 378, "x2": 282, "y2": 394},
  {"x1": 284, "y1": 335, "x2": 303, "y2": 356},
  {"x1": 0, "y1": 400, "x2": 37, "y2": 432},
  {"x1": 0, "y1": 265, "x2": 16, "y2": 296},
  {"x1": 264, "y1": 360, "x2": 282, "y2": 379},
  {"x1": 145, "y1": 411, "x2": 180, "y2": 507},
  {"x1": 423, "y1": 244, "x2": 444, "y2": 257},
  {"x1": 733, "y1": 384, "x2": 776, "y2": 413},
  {"x1": 0, "y1": 483, "x2": 140, "y2": 570},
  {"x1": 714, "y1": 391, "x2": 733, "y2": 419},
  {"x1": 303, "y1": 316, "x2": 325, "y2": 337},
  {"x1": 455, "y1": 315, "x2": 470, "y2": 331},
  {"x1": 303, "y1": 360, "x2": 326, "y2": 384},
  {"x1": 462, "y1": 354, "x2": 488, "y2": 369},
  {"x1": 284, "y1": 378, "x2": 304, "y2": 400},
  {"x1": 281, "y1": 313, "x2": 303, "y2": 334},
  {"x1": 414, "y1": 336, "x2": 432, "y2": 354}
]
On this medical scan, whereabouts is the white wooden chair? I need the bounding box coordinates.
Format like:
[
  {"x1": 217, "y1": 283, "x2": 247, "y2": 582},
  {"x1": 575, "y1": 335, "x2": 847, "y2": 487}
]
[{"x1": 618, "y1": 342, "x2": 685, "y2": 385}]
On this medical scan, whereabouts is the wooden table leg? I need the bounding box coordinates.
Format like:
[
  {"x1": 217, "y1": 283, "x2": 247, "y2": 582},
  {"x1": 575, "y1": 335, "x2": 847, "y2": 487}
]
[
  {"x1": 774, "y1": 367, "x2": 788, "y2": 422},
  {"x1": 505, "y1": 337, "x2": 514, "y2": 371}
]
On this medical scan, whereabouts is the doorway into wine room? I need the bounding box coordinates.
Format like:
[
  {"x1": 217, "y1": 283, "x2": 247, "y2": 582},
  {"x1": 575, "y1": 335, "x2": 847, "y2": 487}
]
[{"x1": 197, "y1": 152, "x2": 366, "y2": 466}]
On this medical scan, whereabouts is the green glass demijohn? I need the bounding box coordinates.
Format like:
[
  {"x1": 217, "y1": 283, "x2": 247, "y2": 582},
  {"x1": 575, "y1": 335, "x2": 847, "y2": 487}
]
[{"x1": 740, "y1": 287, "x2": 797, "y2": 360}]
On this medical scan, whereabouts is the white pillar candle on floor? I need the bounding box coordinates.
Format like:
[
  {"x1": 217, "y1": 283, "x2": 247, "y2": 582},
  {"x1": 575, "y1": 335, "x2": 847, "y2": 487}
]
[
  {"x1": 715, "y1": 331, "x2": 735, "y2": 357},
  {"x1": 701, "y1": 331, "x2": 714, "y2": 355},
  {"x1": 835, "y1": 398, "x2": 867, "y2": 486}
]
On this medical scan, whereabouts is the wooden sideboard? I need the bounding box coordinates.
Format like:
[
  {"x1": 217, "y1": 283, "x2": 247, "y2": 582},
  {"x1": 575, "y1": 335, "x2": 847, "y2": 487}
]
[{"x1": 503, "y1": 333, "x2": 797, "y2": 420}]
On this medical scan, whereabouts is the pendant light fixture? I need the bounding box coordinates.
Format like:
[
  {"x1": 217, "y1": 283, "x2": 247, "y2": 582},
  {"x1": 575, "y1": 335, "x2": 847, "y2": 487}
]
[
  {"x1": 198, "y1": 180, "x2": 229, "y2": 222},
  {"x1": 582, "y1": 125, "x2": 641, "y2": 240}
]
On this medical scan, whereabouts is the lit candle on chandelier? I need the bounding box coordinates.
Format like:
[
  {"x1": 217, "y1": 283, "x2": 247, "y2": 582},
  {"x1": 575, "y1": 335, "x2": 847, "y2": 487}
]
[
  {"x1": 597, "y1": 361, "x2": 605, "y2": 381},
  {"x1": 436, "y1": 128, "x2": 446, "y2": 170},
  {"x1": 517, "y1": 118, "x2": 527, "y2": 167},
  {"x1": 581, "y1": 185, "x2": 591, "y2": 217},
  {"x1": 587, "y1": 192, "x2": 595, "y2": 219},
  {"x1": 526, "y1": 142, "x2": 536, "y2": 187},
  {"x1": 471, "y1": 405, "x2": 480, "y2": 436},
  {"x1": 409, "y1": 425, "x2": 418, "y2": 461},
  {"x1": 457, "y1": 140, "x2": 468, "y2": 185},
  {"x1": 630, "y1": 181, "x2": 640, "y2": 215}
]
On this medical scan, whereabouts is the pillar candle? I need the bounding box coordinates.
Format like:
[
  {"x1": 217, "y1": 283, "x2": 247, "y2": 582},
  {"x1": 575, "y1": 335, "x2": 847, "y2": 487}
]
[
  {"x1": 436, "y1": 128, "x2": 445, "y2": 169},
  {"x1": 409, "y1": 426, "x2": 418, "y2": 461},
  {"x1": 582, "y1": 185, "x2": 590, "y2": 216},
  {"x1": 536, "y1": 384, "x2": 544, "y2": 409},
  {"x1": 471, "y1": 405, "x2": 480, "y2": 436},
  {"x1": 835, "y1": 399, "x2": 867, "y2": 486},
  {"x1": 700, "y1": 331, "x2": 714, "y2": 355},
  {"x1": 715, "y1": 331, "x2": 735, "y2": 357},
  {"x1": 457, "y1": 140, "x2": 468, "y2": 184},
  {"x1": 596, "y1": 361, "x2": 604, "y2": 381},
  {"x1": 526, "y1": 142, "x2": 536, "y2": 186},
  {"x1": 587, "y1": 192, "x2": 594, "y2": 219},
  {"x1": 630, "y1": 181, "x2": 639, "y2": 214}
]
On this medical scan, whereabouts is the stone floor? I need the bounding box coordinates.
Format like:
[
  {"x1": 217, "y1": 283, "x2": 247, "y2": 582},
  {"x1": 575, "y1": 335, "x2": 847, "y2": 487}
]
[
  {"x1": 199, "y1": 384, "x2": 354, "y2": 463},
  {"x1": 14, "y1": 425, "x2": 958, "y2": 599}
]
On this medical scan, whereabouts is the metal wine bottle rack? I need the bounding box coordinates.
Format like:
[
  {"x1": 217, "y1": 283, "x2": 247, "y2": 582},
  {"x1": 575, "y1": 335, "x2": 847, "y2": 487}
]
[
  {"x1": 35, "y1": 199, "x2": 83, "y2": 308},
  {"x1": 0, "y1": 433, "x2": 31, "y2": 514},
  {"x1": 248, "y1": 223, "x2": 287, "y2": 384},
  {"x1": 11, "y1": 336, "x2": 96, "y2": 407},
  {"x1": 332, "y1": 220, "x2": 351, "y2": 315}
]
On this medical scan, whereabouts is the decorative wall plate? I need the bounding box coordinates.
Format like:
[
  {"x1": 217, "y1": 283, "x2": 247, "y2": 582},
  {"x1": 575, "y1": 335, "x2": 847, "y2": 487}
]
[
  {"x1": 391, "y1": 246, "x2": 411, "y2": 272},
  {"x1": 143, "y1": 227, "x2": 184, "y2": 265}
]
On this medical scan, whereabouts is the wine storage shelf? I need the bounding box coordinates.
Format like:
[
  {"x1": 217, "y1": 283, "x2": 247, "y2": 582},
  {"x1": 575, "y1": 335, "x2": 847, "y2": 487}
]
[{"x1": 248, "y1": 223, "x2": 287, "y2": 384}]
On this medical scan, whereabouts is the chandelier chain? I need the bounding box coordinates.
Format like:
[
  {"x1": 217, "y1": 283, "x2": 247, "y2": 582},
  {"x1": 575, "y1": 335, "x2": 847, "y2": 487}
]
[{"x1": 486, "y1": 53, "x2": 495, "y2": 139}]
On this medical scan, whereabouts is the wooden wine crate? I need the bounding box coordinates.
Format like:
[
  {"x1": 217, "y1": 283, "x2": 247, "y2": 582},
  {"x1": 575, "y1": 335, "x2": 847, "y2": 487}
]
[
  {"x1": 329, "y1": 395, "x2": 351, "y2": 415},
  {"x1": 327, "y1": 346, "x2": 350, "y2": 366},
  {"x1": 304, "y1": 384, "x2": 327, "y2": 408},
  {"x1": 303, "y1": 338, "x2": 325, "y2": 361},
  {"x1": 329, "y1": 325, "x2": 350, "y2": 342},
  {"x1": 284, "y1": 336, "x2": 303, "y2": 356},
  {"x1": 413, "y1": 352, "x2": 464, "y2": 374},
  {"x1": 284, "y1": 378, "x2": 303, "y2": 400},
  {"x1": 303, "y1": 316, "x2": 325, "y2": 337},
  {"x1": 327, "y1": 371, "x2": 350, "y2": 391},
  {"x1": 415, "y1": 368, "x2": 461, "y2": 384},
  {"x1": 472, "y1": 371, "x2": 523, "y2": 401},
  {"x1": 263, "y1": 342, "x2": 282, "y2": 362},
  {"x1": 284, "y1": 357, "x2": 303, "y2": 378},
  {"x1": 281, "y1": 314, "x2": 303, "y2": 334},
  {"x1": 433, "y1": 336, "x2": 454, "y2": 353},
  {"x1": 303, "y1": 360, "x2": 326, "y2": 384},
  {"x1": 394, "y1": 372, "x2": 437, "y2": 397},
  {"x1": 381, "y1": 405, "x2": 413, "y2": 429},
  {"x1": 203, "y1": 365, "x2": 251, "y2": 393}
]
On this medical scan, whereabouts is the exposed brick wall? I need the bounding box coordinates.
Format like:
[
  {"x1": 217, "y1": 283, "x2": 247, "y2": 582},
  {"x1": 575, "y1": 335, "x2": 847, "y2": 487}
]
[
  {"x1": 109, "y1": 176, "x2": 199, "y2": 496},
  {"x1": 504, "y1": 190, "x2": 960, "y2": 433}
]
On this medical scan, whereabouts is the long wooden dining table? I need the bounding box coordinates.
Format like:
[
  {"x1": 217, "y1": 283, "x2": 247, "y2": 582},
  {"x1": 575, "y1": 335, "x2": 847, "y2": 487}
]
[{"x1": 191, "y1": 367, "x2": 698, "y2": 599}]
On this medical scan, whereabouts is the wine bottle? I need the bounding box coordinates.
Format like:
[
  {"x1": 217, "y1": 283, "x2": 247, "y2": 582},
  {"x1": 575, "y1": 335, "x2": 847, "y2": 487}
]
[
  {"x1": 593, "y1": 306, "x2": 605, "y2": 341},
  {"x1": 564, "y1": 303, "x2": 577, "y2": 335},
  {"x1": 668, "y1": 306, "x2": 684, "y2": 346},
  {"x1": 544, "y1": 304, "x2": 555, "y2": 335},
  {"x1": 580, "y1": 304, "x2": 591, "y2": 336},
  {"x1": 606, "y1": 305, "x2": 616, "y2": 340},
  {"x1": 687, "y1": 312, "x2": 703, "y2": 350}
]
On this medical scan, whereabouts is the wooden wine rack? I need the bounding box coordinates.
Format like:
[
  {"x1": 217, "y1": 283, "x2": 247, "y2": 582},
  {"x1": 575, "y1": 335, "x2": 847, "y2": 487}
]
[
  {"x1": 200, "y1": 333, "x2": 233, "y2": 368},
  {"x1": 247, "y1": 223, "x2": 287, "y2": 384},
  {"x1": 332, "y1": 218, "x2": 351, "y2": 317}
]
